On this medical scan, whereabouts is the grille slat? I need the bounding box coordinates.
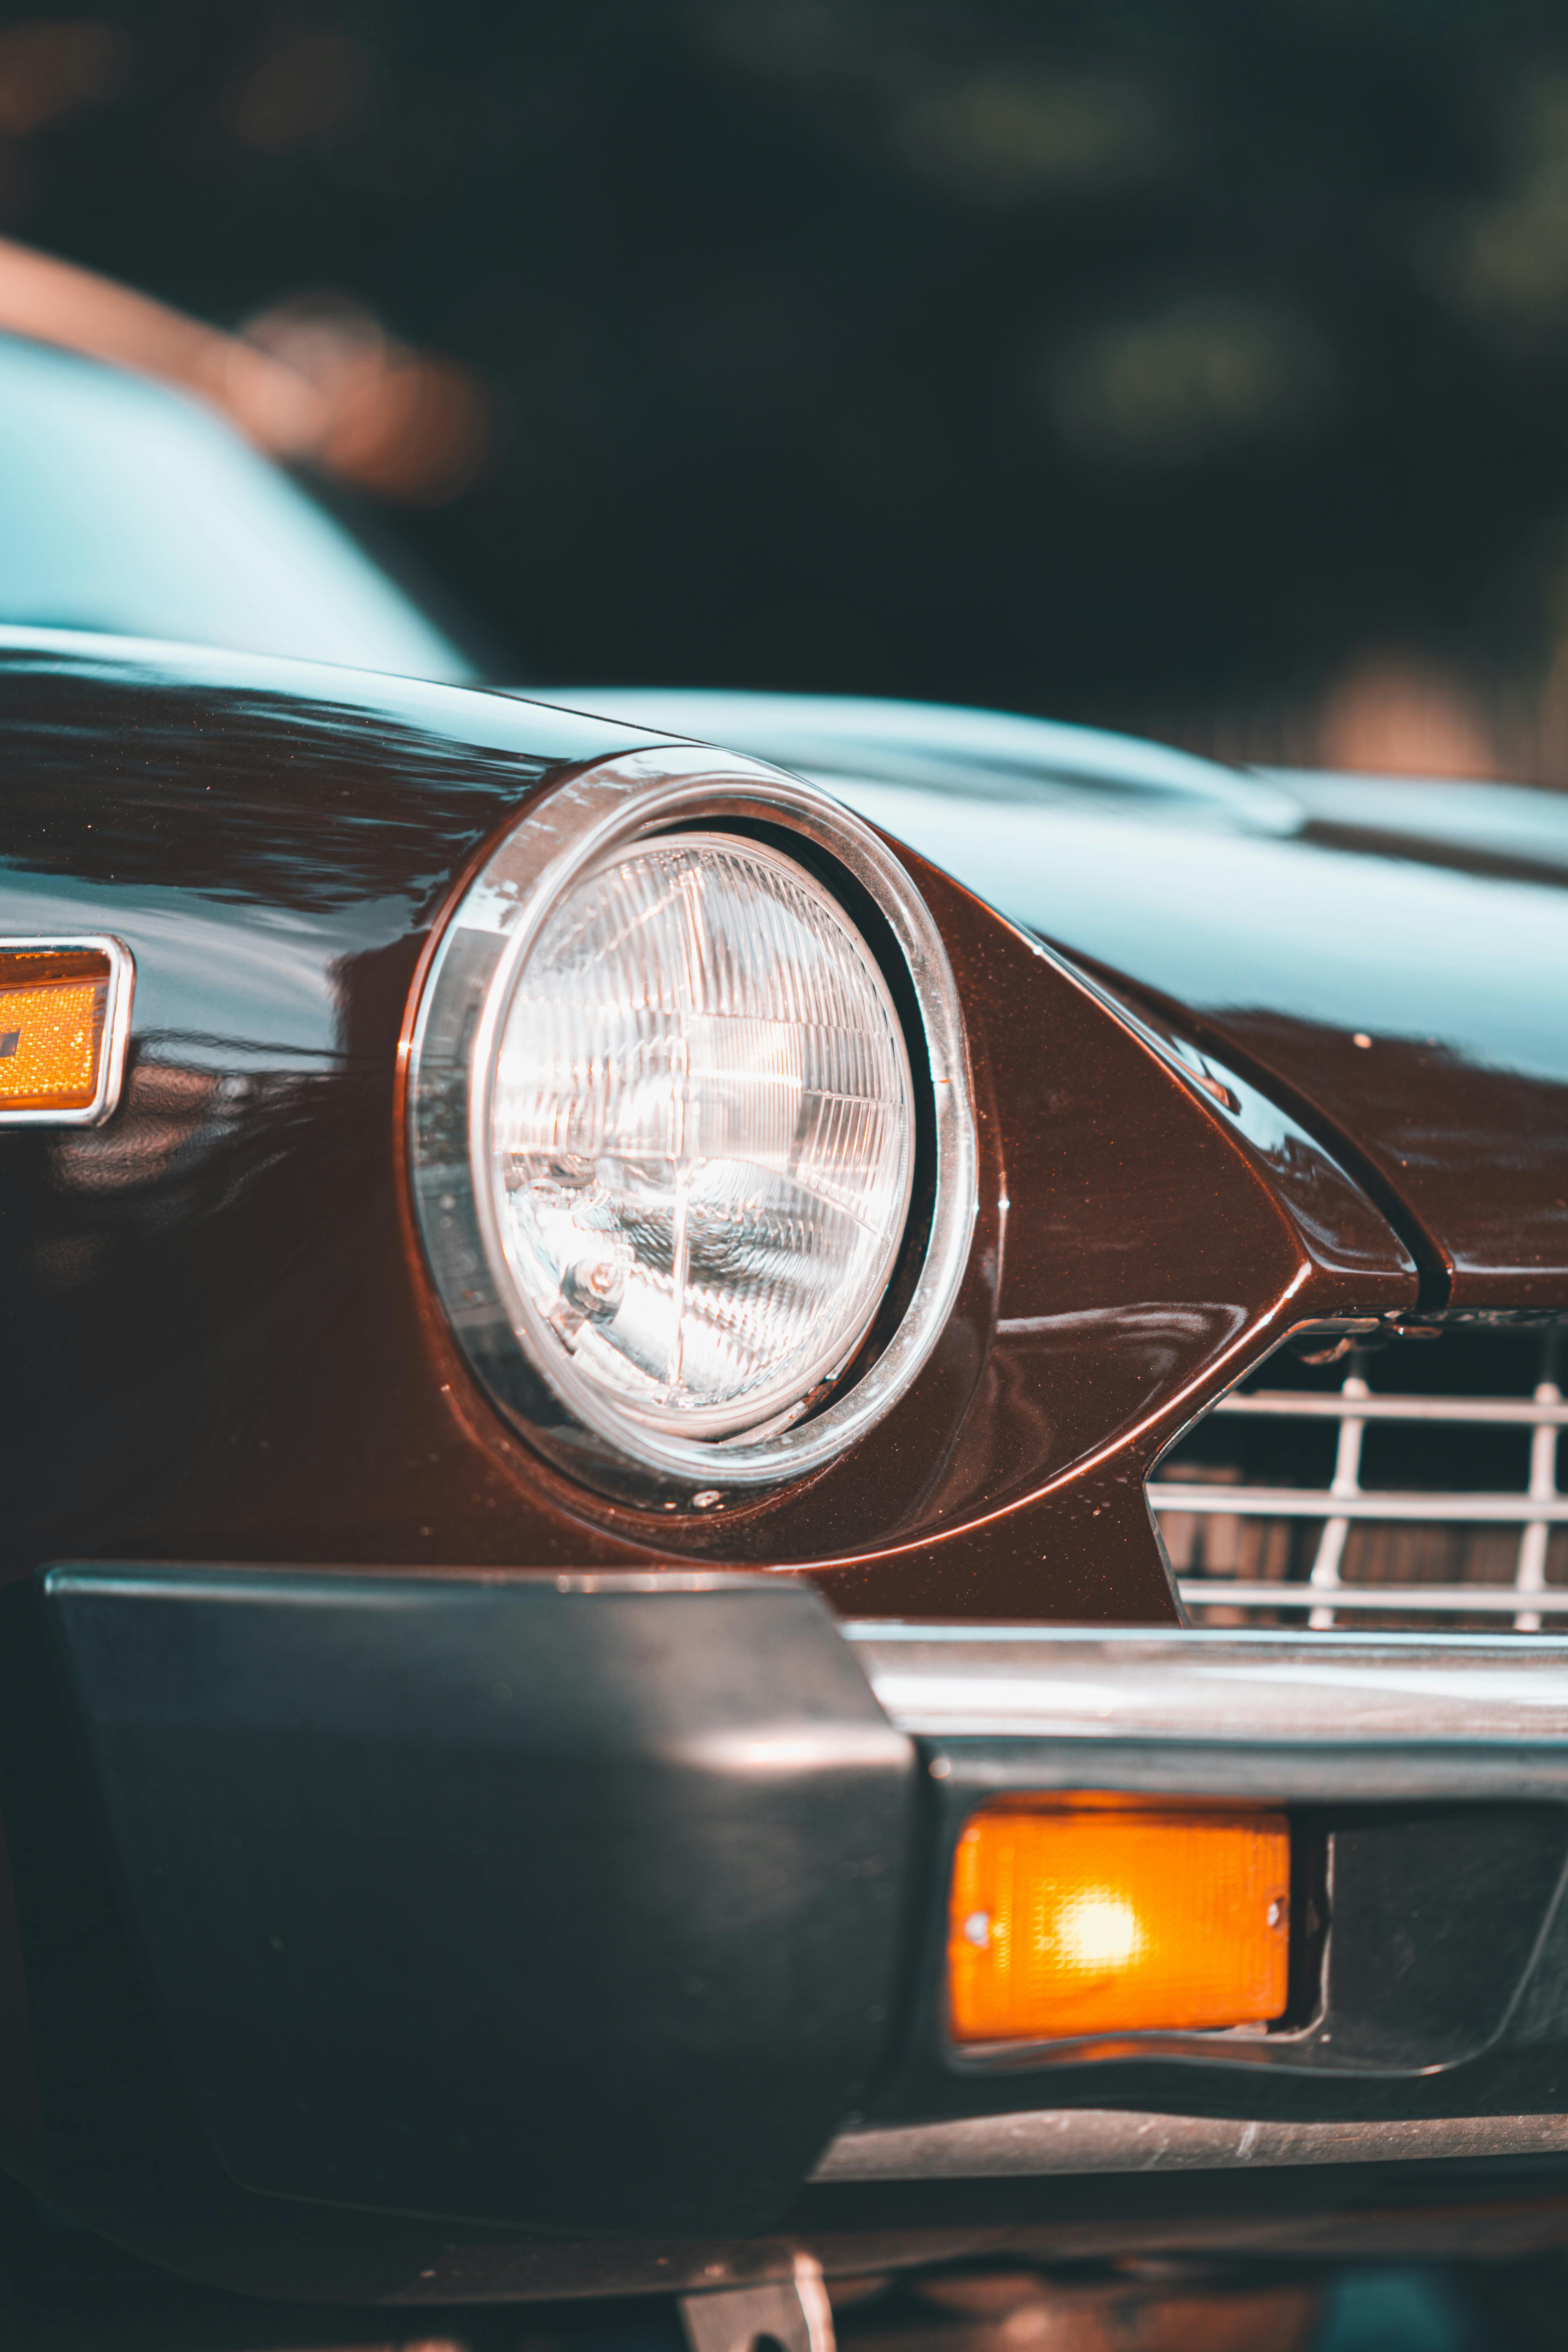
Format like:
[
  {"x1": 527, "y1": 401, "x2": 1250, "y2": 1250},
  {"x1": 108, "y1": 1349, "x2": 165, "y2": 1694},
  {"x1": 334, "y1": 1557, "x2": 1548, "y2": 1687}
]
[
  {"x1": 1209, "y1": 1393, "x2": 1568, "y2": 1426},
  {"x1": 1515, "y1": 1379, "x2": 1562, "y2": 1630},
  {"x1": 1152, "y1": 1486, "x2": 1568, "y2": 1523},
  {"x1": 1155, "y1": 1326, "x2": 1568, "y2": 1632}
]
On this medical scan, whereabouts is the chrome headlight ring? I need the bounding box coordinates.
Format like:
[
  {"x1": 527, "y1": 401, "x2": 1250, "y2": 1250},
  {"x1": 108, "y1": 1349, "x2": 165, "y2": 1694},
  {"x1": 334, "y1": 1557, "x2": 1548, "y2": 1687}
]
[{"x1": 406, "y1": 744, "x2": 978, "y2": 1504}]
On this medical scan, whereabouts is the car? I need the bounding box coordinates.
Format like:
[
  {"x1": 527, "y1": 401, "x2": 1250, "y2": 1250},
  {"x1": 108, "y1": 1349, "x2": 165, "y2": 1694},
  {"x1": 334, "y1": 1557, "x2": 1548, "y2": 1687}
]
[{"x1": 0, "y1": 311, "x2": 1567, "y2": 2341}]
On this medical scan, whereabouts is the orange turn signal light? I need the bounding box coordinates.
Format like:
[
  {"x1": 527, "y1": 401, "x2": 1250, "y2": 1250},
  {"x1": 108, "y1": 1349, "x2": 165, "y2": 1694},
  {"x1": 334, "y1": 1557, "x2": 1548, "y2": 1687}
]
[
  {"x1": 949, "y1": 1802, "x2": 1290, "y2": 2043},
  {"x1": 0, "y1": 946, "x2": 122, "y2": 1116}
]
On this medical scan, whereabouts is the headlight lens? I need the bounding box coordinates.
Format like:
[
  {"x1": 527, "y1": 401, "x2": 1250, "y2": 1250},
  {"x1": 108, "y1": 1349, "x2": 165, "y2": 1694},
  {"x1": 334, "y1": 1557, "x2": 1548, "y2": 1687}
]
[
  {"x1": 408, "y1": 745, "x2": 977, "y2": 1501},
  {"x1": 490, "y1": 832, "x2": 913, "y2": 1438}
]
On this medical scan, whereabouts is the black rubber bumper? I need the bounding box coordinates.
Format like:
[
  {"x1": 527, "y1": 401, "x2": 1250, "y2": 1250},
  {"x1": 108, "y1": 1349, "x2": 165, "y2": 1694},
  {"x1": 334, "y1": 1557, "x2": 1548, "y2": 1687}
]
[{"x1": 39, "y1": 1565, "x2": 917, "y2": 2238}]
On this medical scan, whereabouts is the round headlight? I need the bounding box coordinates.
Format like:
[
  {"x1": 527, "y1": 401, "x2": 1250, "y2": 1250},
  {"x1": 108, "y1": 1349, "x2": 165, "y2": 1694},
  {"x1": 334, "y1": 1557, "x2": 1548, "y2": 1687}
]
[
  {"x1": 490, "y1": 831, "x2": 913, "y2": 1440},
  {"x1": 408, "y1": 746, "x2": 976, "y2": 1501}
]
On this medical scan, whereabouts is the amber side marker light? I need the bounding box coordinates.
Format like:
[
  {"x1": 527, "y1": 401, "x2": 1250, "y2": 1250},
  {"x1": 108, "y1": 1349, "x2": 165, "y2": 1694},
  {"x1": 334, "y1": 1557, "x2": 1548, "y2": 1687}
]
[
  {"x1": 949, "y1": 1802, "x2": 1290, "y2": 2043},
  {"x1": 0, "y1": 941, "x2": 132, "y2": 1124}
]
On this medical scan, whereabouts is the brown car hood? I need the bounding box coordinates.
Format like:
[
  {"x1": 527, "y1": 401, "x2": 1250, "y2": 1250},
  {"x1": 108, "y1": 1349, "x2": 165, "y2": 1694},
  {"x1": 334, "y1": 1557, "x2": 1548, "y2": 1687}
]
[{"x1": 550, "y1": 690, "x2": 1568, "y2": 1310}]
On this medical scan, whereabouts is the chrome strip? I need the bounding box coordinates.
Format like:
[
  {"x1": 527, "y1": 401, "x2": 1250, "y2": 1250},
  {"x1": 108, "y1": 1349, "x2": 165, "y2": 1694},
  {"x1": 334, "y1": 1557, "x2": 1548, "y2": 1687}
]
[
  {"x1": 1150, "y1": 1486, "x2": 1568, "y2": 1523},
  {"x1": 841, "y1": 1624, "x2": 1568, "y2": 1742},
  {"x1": 1178, "y1": 1581, "x2": 1568, "y2": 1616},
  {"x1": 811, "y1": 2109, "x2": 1568, "y2": 2183},
  {"x1": 1213, "y1": 1389, "x2": 1568, "y2": 1426}
]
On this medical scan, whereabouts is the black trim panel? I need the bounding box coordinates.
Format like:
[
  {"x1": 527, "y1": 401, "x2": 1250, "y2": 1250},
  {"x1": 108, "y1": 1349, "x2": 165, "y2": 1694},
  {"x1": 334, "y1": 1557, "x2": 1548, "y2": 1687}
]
[{"x1": 43, "y1": 1565, "x2": 916, "y2": 2236}]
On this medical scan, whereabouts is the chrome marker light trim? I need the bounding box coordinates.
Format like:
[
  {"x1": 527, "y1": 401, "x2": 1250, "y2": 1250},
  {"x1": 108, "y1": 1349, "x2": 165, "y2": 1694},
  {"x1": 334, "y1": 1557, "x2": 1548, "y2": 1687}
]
[
  {"x1": 407, "y1": 745, "x2": 978, "y2": 1499},
  {"x1": 0, "y1": 935, "x2": 134, "y2": 1127}
]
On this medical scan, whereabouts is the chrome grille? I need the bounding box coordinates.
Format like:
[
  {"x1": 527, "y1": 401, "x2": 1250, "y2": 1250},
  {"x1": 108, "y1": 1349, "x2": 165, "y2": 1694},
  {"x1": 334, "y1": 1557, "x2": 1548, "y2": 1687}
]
[{"x1": 1152, "y1": 1324, "x2": 1568, "y2": 1629}]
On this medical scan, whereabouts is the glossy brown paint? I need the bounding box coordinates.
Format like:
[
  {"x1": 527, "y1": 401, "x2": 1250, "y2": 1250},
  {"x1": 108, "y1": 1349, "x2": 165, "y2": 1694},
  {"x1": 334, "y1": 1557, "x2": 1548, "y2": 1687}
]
[
  {"x1": 0, "y1": 640, "x2": 1415, "y2": 1622},
  {"x1": 583, "y1": 695, "x2": 1568, "y2": 1314},
  {"x1": 1172, "y1": 1006, "x2": 1568, "y2": 1312},
  {"x1": 769, "y1": 884, "x2": 1416, "y2": 1617},
  {"x1": 917, "y1": 788, "x2": 1568, "y2": 1316},
  {"x1": 1056, "y1": 943, "x2": 1568, "y2": 1316},
  {"x1": 1036, "y1": 924, "x2": 1568, "y2": 1316},
  {"x1": 995, "y1": 872, "x2": 1568, "y2": 1316},
  {"x1": 0, "y1": 642, "x2": 1497, "y2": 2308},
  {"x1": 399, "y1": 835, "x2": 1415, "y2": 1617}
]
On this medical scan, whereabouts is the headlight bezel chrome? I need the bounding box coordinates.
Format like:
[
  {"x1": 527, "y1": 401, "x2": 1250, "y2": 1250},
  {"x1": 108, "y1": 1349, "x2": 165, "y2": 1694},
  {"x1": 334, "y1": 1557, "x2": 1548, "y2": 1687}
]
[{"x1": 406, "y1": 745, "x2": 978, "y2": 1504}]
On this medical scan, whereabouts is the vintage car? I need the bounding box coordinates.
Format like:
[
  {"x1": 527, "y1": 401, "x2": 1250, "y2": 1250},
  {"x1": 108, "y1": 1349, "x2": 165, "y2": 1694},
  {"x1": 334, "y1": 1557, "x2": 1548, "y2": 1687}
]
[{"x1": 1, "y1": 315, "x2": 1568, "y2": 2340}]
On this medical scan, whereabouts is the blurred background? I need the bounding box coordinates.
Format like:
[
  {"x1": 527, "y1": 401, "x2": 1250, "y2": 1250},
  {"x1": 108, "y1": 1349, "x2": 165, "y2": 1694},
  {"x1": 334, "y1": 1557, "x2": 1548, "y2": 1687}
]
[{"x1": 4, "y1": 0, "x2": 1568, "y2": 772}]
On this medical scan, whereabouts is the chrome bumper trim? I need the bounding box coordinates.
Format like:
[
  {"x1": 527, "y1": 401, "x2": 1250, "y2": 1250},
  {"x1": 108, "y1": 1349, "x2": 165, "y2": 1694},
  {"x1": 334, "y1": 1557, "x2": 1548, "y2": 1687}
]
[
  {"x1": 841, "y1": 1624, "x2": 1568, "y2": 1744},
  {"x1": 1177, "y1": 1581, "x2": 1568, "y2": 1616},
  {"x1": 811, "y1": 2109, "x2": 1568, "y2": 2183}
]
